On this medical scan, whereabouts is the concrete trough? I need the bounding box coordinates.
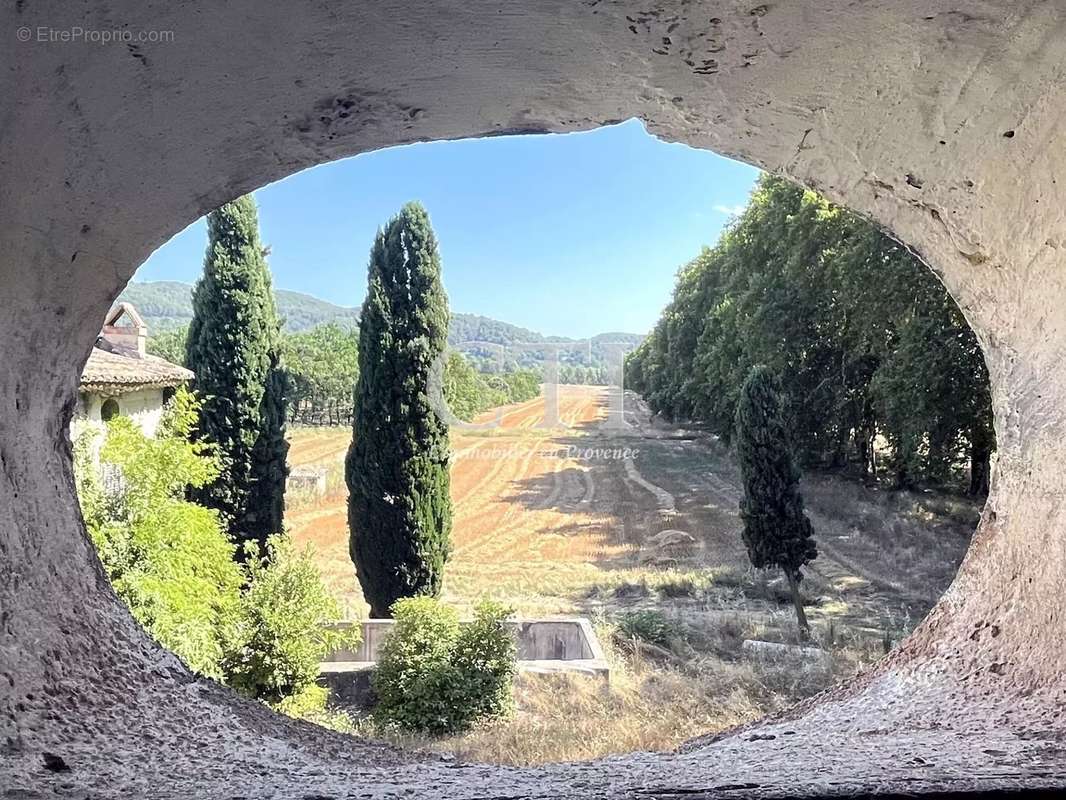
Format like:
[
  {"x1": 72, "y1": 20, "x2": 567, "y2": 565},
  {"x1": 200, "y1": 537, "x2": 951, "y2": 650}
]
[{"x1": 319, "y1": 617, "x2": 609, "y2": 709}]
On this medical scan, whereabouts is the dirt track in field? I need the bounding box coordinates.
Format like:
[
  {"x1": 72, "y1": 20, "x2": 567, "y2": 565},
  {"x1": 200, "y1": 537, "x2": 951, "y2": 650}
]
[{"x1": 289, "y1": 385, "x2": 974, "y2": 628}]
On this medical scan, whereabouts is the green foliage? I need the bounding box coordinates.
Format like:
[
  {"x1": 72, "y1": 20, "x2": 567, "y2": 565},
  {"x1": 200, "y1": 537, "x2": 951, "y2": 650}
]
[
  {"x1": 121, "y1": 280, "x2": 360, "y2": 333},
  {"x1": 449, "y1": 317, "x2": 640, "y2": 376},
  {"x1": 371, "y1": 598, "x2": 517, "y2": 735},
  {"x1": 735, "y1": 366, "x2": 818, "y2": 577},
  {"x1": 282, "y1": 323, "x2": 361, "y2": 425},
  {"x1": 145, "y1": 324, "x2": 189, "y2": 366},
  {"x1": 248, "y1": 353, "x2": 291, "y2": 536},
  {"x1": 625, "y1": 175, "x2": 993, "y2": 492},
  {"x1": 440, "y1": 352, "x2": 541, "y2": 421},
  {"x1": 222, "y1": 535, "x2": 357, "y2": 703},
  {"x1": 186, "y1": 195, "x2": 289, "y2": 552},
  {"x1": 77, "y1": 390, "x2": 346, "y2": 701},
  {"x1": 123, "y1": 280, "x2": 641, "y2": 376},
  {"x1": 496, "y1": 369, "x2": 541, "y2": 403},
  {"x1": 75, "y1": 389, "x2": 242, "y2": 679},
  {"x1": 346, "y1": 202, "x2": 453, "y2": 617},
  {"x1": 614, "y1": 610, "x2": 678, "y2": 649},
  {"x1": 442, "y1": 350, "x2": 498, "y2": 421},
  {"x1": 150, "y1": 319, "x2": 538, "y2": 429}
]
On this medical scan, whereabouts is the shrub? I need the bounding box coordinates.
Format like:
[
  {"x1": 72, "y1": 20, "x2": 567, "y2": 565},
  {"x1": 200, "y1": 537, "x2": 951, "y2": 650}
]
[
  {"x1": 372, "y1": 598, "x2": 516, "y2": 735},
  {"x1": 74, "y1": 391, "x2": 243, "y2": 679},
  {"x1": 222, "y1": 534, "x2": 358, "y2": 702},
  {"x1": 614, "y1": 610, "x2": 678, "y2": 649},
  {"x1": 76, "y1": 391, "x2": 355, "y2": 705}
]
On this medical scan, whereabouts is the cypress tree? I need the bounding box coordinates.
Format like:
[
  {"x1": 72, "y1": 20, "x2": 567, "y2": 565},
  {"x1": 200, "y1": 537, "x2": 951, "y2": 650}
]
[
  {"x1": 248, "y1": 353, "x2": 290, "y2": 543},
  {"x1": 186, "y1": 195, "x2": 287, "y2": 555},
  {"x1": 346, "y1": 202, "x2": 452, "y2": 618},
  {"x1": 735, "y1": 365, "x2": 818, "y2": 638}
]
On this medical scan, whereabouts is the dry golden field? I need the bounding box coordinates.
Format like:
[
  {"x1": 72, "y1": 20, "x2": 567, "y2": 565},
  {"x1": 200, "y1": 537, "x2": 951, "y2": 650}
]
[{"x1": 287, "y1": 385, "x2": 980, "y2": 761}]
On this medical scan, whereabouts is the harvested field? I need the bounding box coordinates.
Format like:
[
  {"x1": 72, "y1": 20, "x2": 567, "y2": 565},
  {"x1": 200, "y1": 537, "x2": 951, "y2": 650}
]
[{"x1": 288, "y1": 385, "x2": 980, "y2": 760}]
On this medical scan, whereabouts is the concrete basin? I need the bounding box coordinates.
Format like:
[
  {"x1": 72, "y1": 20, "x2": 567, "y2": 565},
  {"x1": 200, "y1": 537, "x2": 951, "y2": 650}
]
[{"x1": 319, "y1": 617, "x2": 609, "y2": 709}]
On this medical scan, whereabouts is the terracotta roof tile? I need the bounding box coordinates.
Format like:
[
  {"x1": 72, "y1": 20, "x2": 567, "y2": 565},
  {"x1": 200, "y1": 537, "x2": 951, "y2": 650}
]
[{"x1": 80, "y1": 344, "x2": 194, "y2": 394}]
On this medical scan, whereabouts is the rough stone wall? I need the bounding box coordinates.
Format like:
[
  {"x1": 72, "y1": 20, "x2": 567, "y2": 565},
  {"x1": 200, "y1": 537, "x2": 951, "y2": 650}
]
[{"x1": 2, "y1": 1, "x2": 1066, "y2": 796}]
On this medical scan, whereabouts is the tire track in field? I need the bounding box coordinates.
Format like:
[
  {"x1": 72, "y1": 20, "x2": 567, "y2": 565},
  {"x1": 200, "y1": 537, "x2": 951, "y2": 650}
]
[
  {"x1": 451, "y1": 389, "x2": 608, "y2": 563},
  {"x1": 449, "y1": 395, "x2": 554, "y2": 507},
  {"x1": 451, "y1": 393, "x2": 583, "y2": 554},
  {"x1": 637, "y1": 427, "x2": 918, "y2": 605}
]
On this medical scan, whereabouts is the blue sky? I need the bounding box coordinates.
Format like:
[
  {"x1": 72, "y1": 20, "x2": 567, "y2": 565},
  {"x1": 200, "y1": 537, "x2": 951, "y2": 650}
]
[{"x1": 136, "y1": 119, "x2": 759, "y2": 338}]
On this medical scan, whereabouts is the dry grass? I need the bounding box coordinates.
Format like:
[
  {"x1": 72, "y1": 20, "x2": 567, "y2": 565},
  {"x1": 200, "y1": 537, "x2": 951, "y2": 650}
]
[
  {"x1": 365, "y1": 618, "x2": 880, "y2": 765},
  {"x1": 432, "y1": 666, "x2": 764, "y2": 764},
  {"x1": 285, "y1": 387, "x2": 978, "y2": 763}
]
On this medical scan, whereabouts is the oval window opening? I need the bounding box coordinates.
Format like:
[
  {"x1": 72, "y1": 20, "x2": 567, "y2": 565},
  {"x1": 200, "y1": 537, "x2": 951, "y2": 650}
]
[
  {"x1": 100, "y1": 398, "x2": 120, "y2": 422},
  {"x1": 72, "y1": 120, "x2": 987, "y2": 763}
]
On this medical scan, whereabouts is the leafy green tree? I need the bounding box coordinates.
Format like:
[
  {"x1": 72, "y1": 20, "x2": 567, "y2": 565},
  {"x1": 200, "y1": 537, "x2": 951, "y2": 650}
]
[
  {"x1": 735, "y1": 366, "x2": 818, "y2": 638},
  {"x1": 146, "y1": 324, "x2": 189, "y2": 366},
  {"x1": 222, "y1": 534, "x2": 356, "y2": 704},
  {"x1": 186, "y1": 195, "x2": 288, "y2": 554},
  {"x1": 498, "y1": 369, "x2": 541, "y2": 404},
  {"x1": 74, "y1": 389, "x2": 243, "y2": 678},
  {"x1": 76, "y1": 389, "x2": 350, "y2": 704},
  {"x1": 628, "y1": 175, "x2": 994, "y2": 492},
  {"x1": 282, "y1": 323, "x2": 361, "y2": 425},
  {"x1": 439, "y1": 351, "x2": 539, "y2": 421},
  {"x1": 346, "y1": 202, "x2": 452, "y2": 618}
]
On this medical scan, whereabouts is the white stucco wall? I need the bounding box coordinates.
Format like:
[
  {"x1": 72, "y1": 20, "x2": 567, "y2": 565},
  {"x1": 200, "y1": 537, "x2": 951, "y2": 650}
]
[{"x1": 73, "y1": 388, "x2": 168, "y2": 440}]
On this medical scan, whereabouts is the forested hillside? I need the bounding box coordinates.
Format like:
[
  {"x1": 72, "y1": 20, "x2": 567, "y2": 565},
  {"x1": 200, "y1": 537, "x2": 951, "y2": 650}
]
[
  {"x1": 625, "y1": 176, "x2": 994, "y2": 494},
  {"x1": 123, "y1": 282, "x2": 642, "y2": 381},
  {"x1": 120, "y1": 282, "x2": 360, "y2": 332}
]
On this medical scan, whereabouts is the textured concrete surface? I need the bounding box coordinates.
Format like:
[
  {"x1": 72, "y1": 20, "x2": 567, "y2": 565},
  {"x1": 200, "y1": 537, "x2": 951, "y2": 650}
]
[
  {"x1": 324, "y1": 618, "x2": 604, "y2": 662},
  {"x1": 3, "y1": 1, "x2": 1066, "y2": 796}
]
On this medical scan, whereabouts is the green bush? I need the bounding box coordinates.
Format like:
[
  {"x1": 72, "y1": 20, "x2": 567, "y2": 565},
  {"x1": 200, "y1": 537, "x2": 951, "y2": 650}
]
[
  {"x1": 442, "y1": 351, "x2": 541, "y2": 422},
  {"x1": 372, "y1": 598, "x2": 517, "y2": 735},
  {"x1": 223, "y1": 534, "x2": 359, "y2": 702},
  {"x1": 75, "y1": 389, "x2": 355, "y2": 704},
  {"x1": 75, "y1": 390, "x2": 243, "y2": 679},
  {"x1": 615, "y1": 610, "x2": 679, "y2": 649}
]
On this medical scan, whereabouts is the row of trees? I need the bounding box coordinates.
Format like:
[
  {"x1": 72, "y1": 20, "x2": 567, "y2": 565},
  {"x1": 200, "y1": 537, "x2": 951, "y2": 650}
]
[
  {"x1": 86, "y1": 198, "x2": 517, "y2": 727},
  {"x1": 625, "y1": 176, "x2": 994, "y2": 494},
  {"x1": 168, "y1": 197, "x2": 499, "y2": 618},
  {"x1": 152, "y1": 318, "x2": 540, "y2": 429}
]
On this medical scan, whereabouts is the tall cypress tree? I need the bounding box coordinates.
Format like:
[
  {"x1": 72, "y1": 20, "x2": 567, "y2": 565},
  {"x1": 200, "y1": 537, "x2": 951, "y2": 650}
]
[
  {"x1": 186, "y1": 195, "x2": 287, "y2": 555},
  {"x1": 248, "y1": 352, "x2": 290, "y2": 542},
  {"x1": 346, "y1": 202, "x2": 452, "y2": 618},
  {"x1": 735, "y1": 365, "x2": 818, "y2": 638}
]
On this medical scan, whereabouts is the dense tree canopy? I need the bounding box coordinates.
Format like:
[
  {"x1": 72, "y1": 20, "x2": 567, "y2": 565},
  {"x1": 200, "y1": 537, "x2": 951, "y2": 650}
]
[
  {"x1": 625, "y1": 176, "x2": 993, "y2": 493},
  {"x1": 281, "y1": 323, "x2": 361, "y2": 425},
  {"x1": 186, "y1": 195, "x2": 289, "y2": 553},
  {"x1": 346, "y1": 202, "x2": 453, "y2": 618},
  {"x1": 157, "y1": 321, "x2": 538, "y2": 428}
]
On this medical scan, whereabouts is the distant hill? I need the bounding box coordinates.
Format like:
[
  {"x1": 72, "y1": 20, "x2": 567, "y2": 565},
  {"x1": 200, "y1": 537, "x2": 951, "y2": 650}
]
[
  {"x1": 120, "y1": 281, "x2": 360, "y2": 332},
  {"x1": 120, "y1": 281, "x2": 644, "y2": 369}
]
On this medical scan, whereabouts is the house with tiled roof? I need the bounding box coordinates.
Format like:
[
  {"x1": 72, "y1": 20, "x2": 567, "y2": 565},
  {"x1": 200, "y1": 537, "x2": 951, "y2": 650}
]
[{"x1": 76, "y1": 303, "x2": 194, "y2": 438}]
